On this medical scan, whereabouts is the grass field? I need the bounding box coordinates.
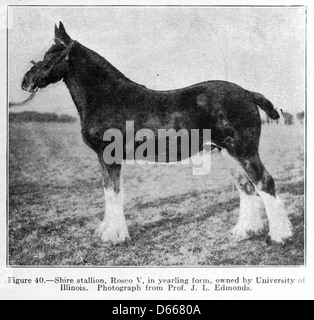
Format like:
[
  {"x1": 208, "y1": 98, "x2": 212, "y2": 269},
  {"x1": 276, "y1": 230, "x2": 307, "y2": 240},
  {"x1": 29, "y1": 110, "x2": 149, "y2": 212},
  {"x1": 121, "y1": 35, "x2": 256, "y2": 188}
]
[{"x1": 8, "y1": 121, "x2": 305, "y2": 266}]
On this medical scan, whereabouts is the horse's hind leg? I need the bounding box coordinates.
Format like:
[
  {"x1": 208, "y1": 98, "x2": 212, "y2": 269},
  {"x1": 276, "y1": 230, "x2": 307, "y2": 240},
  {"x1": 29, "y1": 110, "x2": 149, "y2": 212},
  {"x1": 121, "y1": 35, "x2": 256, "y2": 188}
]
[
  {"x1": 221, "y1": 150, "x2": 265, "y2": 239},
  {"x1": 239, "y1": 153, "x2": 292, "y2": 243},
  {"x1": 95, "y1": 152, "x2": 130, "y2": 244}
]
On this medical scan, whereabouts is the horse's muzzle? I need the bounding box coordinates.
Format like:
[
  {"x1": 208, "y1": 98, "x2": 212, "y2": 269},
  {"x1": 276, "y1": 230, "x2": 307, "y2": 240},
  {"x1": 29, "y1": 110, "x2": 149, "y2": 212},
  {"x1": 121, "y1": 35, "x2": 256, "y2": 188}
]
[{"x1": 22, "y1": 83, "x2": 39, "y2": 92}]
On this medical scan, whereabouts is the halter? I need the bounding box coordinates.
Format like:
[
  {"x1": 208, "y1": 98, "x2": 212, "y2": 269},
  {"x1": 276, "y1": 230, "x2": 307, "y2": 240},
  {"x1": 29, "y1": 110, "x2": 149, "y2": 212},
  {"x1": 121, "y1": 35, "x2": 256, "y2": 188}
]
[{"x1": 30, "y1": 40, "x2": 74, "y2": 77}]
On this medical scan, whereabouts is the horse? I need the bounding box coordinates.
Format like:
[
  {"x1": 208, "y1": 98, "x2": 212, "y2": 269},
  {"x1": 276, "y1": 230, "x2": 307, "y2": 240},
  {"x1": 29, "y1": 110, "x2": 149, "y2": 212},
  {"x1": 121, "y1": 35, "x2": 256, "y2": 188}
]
[{"x1": 21, "y1": 22, "x2": 292, "y2": 245}]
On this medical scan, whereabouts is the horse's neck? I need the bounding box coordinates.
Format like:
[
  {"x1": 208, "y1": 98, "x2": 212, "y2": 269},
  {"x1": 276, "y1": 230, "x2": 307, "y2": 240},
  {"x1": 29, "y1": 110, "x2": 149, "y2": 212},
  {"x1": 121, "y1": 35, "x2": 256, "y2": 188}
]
[{"x1": 64, "y1": 41, "x2": 131, "y2": 116}]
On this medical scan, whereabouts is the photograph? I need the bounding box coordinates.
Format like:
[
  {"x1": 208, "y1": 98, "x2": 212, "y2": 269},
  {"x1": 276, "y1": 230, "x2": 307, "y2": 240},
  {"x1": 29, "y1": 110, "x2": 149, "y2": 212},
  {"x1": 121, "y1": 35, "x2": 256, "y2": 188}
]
[{"x1": 7, "y1": 5, "x2": 305, "y2": 269}]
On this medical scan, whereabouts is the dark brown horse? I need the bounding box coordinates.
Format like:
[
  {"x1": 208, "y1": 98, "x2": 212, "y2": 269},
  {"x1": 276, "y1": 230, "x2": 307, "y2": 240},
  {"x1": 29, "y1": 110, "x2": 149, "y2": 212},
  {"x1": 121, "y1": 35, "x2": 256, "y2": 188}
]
[{"x1": 21, "y1": 22, "x2": 292, "y2": 244}]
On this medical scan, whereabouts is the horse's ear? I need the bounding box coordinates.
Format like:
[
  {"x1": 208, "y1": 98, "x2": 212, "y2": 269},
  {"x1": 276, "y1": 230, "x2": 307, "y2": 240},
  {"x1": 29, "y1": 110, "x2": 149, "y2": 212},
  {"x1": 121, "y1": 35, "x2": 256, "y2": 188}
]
[
  {"x1": 54, "y1": 23, "x2": 59, "y2": 37},
  {"x1": 55, "y1": 21, "x2": 72, "y2": 47},
  {"x1": 58, "y1": 21, "x2": 67, "y2": 34}
]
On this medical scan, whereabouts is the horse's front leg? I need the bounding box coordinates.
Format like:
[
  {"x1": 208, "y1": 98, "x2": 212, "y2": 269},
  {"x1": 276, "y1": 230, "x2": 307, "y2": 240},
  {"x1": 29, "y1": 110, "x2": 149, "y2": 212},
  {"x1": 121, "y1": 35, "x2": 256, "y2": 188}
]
[{"x1": 95, "y1": 156, "x2": 130, "y2": 244}]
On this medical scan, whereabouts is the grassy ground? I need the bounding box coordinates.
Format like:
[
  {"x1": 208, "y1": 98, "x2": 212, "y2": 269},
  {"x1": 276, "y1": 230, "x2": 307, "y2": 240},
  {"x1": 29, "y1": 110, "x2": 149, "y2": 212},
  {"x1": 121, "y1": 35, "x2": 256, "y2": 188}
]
[{"x1": 8, "y1": 122, "x2": 305, "y2": 266}]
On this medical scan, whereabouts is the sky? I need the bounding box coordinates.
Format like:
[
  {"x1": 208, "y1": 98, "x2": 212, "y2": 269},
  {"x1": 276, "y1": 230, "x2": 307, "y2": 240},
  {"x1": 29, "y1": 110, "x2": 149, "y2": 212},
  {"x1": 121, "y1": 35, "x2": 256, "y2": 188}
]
[{"x1": 8, "y1": 6, "x2": 305, "y2": 117}]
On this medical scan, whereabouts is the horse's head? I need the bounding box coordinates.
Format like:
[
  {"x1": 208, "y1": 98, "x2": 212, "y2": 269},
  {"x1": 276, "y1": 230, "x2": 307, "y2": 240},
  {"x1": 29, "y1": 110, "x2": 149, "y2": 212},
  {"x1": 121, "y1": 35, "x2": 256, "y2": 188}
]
[{"x1": 22, "y1": 22, "x2": 74, "y2": 92}]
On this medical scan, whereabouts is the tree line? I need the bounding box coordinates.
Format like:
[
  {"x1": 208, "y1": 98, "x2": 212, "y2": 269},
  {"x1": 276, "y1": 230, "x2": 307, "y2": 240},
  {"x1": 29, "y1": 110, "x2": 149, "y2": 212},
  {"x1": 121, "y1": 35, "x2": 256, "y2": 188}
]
[
  {"x1": 263, "y1": 110, "x2": 304, "y2": 125},
  {"x1": 9, "y1": 111, "x2": 77, "y2": 123}
]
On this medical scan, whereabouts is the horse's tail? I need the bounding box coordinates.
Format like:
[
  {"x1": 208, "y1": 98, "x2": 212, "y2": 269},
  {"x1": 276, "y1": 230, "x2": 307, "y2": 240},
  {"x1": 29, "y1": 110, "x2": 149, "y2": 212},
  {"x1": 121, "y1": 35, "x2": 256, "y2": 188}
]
[{"x1": 249, "y1": 91, "x2": 280, "y2": 120}]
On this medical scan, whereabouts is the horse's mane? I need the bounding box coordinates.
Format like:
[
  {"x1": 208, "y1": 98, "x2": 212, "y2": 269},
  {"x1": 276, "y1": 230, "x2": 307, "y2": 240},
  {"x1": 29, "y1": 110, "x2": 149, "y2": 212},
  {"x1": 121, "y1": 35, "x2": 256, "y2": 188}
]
[{"x1": 74, "y1": 41, "x2": 131, "y2": 82}]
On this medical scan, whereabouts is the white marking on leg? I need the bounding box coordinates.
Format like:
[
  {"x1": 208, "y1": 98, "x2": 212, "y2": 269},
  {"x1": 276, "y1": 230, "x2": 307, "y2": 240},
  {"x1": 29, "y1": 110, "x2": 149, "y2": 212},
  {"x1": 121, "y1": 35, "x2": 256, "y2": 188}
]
[
  {"x1": 231, "y1": 191, "x2": 265, "y2": 239},
  {"x1": 96, "y1": 183, "x2": 130, "y2": 244},
  {"x1": 221, "y1": 149, "x2": 265, "y2": 239},
  {"x1": 257, "y1": 190, "x2": 292, "y2": 243}
]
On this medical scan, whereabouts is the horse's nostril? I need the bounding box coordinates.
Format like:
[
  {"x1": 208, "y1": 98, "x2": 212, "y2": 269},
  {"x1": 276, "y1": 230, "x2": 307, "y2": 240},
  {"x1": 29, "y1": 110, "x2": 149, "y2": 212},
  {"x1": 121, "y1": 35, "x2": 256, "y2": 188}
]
[
  {"x1": 21, "y1": 79, "x2": 27, "y2": 89},
  {"x1": 21, "y1": 80, "x2": 32, "y2": 92},
  {"x1": 21, "y1": 83, "x2": 28, "y2": 91}
]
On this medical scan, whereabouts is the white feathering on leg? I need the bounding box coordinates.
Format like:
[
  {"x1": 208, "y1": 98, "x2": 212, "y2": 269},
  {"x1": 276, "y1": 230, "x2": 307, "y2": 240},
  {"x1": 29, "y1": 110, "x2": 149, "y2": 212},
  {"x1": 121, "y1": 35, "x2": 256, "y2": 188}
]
[
  {"x1": 221, "y1": 149, "x2": 266, "y2": 239},
  {"x1": 96, "y1": 185, "x2": 130, "y2": 244},
  {"x1": 231, "y1": 191, "x2": 265, "y2": 239},
  {"x1": 257, "y1": 190, "x2": 292, "y2": 243}
]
